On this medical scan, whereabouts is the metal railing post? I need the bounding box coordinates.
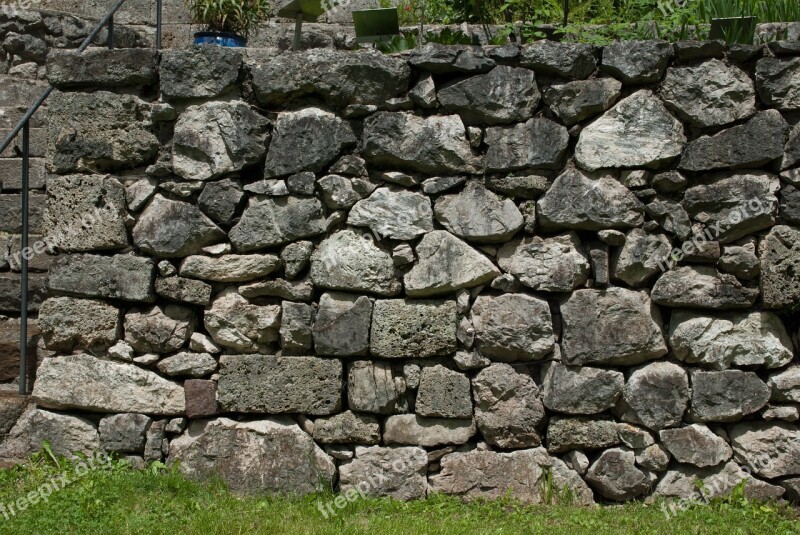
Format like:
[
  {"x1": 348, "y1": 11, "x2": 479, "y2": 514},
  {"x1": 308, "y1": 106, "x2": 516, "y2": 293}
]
[
  {"x1": 108, "y1": 14, "x2": 115, "y2": 49},
  {"x1": 19, "y1": 122, "x2": 29, "y2": 395},
  {"x1": 156, "y1": 0, "x2": 162, "y2": 50}
]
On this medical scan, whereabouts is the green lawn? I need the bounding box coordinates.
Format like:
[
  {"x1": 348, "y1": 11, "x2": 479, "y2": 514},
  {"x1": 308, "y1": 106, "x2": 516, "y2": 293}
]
[{"x1": 0, "y1": 454, "x2": 798, "y2": 535}]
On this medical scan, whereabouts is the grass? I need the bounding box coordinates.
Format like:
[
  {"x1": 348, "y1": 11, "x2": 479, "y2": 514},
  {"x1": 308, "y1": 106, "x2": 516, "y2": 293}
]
[{"x1": 0, "y1": 454, "x2": 799, "y2": 535}]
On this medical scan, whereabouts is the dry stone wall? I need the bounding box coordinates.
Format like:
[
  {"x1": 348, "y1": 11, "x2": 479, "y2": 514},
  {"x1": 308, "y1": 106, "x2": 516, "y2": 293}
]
[{"x1": 2, "y1": 39, "x2": 800, "y2": 505}]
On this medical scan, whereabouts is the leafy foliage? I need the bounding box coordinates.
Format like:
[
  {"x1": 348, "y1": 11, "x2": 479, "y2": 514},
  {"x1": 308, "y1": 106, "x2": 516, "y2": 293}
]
[{"x1": 186, "y1": 0, "x2": 271, "y2": 38}]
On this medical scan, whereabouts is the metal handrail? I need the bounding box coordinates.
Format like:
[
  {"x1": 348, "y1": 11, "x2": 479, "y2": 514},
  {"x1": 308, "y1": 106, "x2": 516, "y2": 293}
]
[{"x1": 4, "y1": 0, "x2": 163, "y2": 395}]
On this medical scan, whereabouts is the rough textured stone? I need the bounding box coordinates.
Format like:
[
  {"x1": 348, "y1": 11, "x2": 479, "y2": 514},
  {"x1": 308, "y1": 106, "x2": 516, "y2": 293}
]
[
  {"x1": 348, "y1": 361, "x2": 404, "y2": 414},
  {"x1": 651, "y1": 266, "x2": 759, "y2": 310},
  {"x1": 585, "y1": 448, "x2": 653, "y2": 501},
  {"x1": 781, "y1": 184, "x2": 800, "y2": 224},
  {"x1": 520, "y1": 41, "x2": 597, "y2": 79},
  {"x1": 416, "y1": 365, "x2": 472, "y2": 419},
  {"x1": 681, "y1": 171, "x2": 779, "y2": 243},
  {"x1": 48, "y1": 48, "x2": 157, "y2": 88},
  {"x1": 230, "y1": 196, "x2": 327, "y2": 251},
  {"x1": 669, "y1": 311, "x2": 793, "y2": 370},
  {"x1": 317, "y1": 174, "x2": 366, "y2": 210},
  {"x1": 38, "y1": 297, "x2": 120, "y2": 351},
  {"x1": 217, "y1": 355, "x2": 342, "y2": 415},
  {"x1": 154, "y1": 276, "x2": 212, "y2": 306},
  {"x1": 383, "y1": 415, "x2": 475, "y2": 446},
  {"x1": 169, "y1": 417, "x2": 335, "y2": 493},
  {"x1": 347, "y1": 188, "x2": 433, "y2": 240},
  {"x1": 575, "y1": 90, "x2": 685, "y2": 171},
  {"x1": 434, "y1": 181, "x2": 523, "y2": 243},
  {"x1": 561, "y1": 288, "x2": 667, "y2": 366},
  {"x1": 472, "y1": 363, "x2": 545, "y2": 448},
  {"x1": 204, "y1": 290, "x2": 280, "y2": 352},
  {"x1": 0, "y1": 407, "x2": 99, "y2": 460},
  {"x1": 48, "y1": 91, "x2": 158, "y2": 173},
  {"x1": 655, "y1": 460, "x2": 784, "y2": 501},
  {"x1": 264, "y1": 108, "x2": 356, "y2": 177},
  {"x1": 405, "y1": 231, "x2": 500, "y2": 297},
  {"x1": 611, "y1": 229, "x2": 672, "y2": 287},
  {"x1": 252, "y1": 48, "x2": 409, "y2": 107},
  {"x1": 48, "y1": 254, "x2": 154, "y2": 302},
  {"x1": 33, "y1": 355, "x2": 185, "y2": 415},
  {"x1": 125, "y1": 305, "x2": 194, "y2": 354},
  {"x1": 718, "y1": 241, "x2": 760, "y2": 279},
  {"x1": 602, "y1": 40, "x2": 672, "y2": 83},
  {"x1": 408, "y1": 44, "x2": 495, "y2": 74},
  {"x1": 281, "y1": 241, "x2": 314, "y2": 280},
  {"x1": 729, "y1": 422, "x2": 800, "y2": 479},
  {"x1": 184, "y1": 379, "x2": 219, "y2": 419},
  {"x1": 659, "y1": 424, "x2": 732, "y2": 468},
  {"x1": 543, "y1": 78, "x2": 621, "y2": 126},
  {"x1": 537, "y1": 169, "x2": 644, "y2": 231},
  {"x1": 470, "y1": 294, "x2": 554, "y2": 362},
  {"x1": 340, "y1": 446, "x2": 427, "y2": 500},
  {"x1": 157, "y1": 352, "x2": 217, "y2": 378},
  {"x1": 784, "y1": 123, "x2": 800, "y2": 170},
  {"x1": 362, "y1": 112, "x2": 480, "y2": 174},
  {"x1": 618, "y1": 362, "x2": 689, "y2": 431},
  {"x1": 133, "y1": 195, "x2": 224, "y2": 258},
  {"x1": 690, "y1": 370, "x2": 770, "y2": 422},
  {"x1": 98, "y1": 413, "x2": 151, "y2": 453},
  {"x1": 756, "y1": 57, "x2": 800, "y2": 111},
  {"x1": 437, "y1": 66, "x2": 540, "y2": 125},
  {"x1": 160, "y1": 46, "x2": 242, "y2": 99},
  {"x1": 370, "y1": 299, "x2": 456, "y2": 358},
  {"x1": 546, "y1": 416, "x2": 619, "y2": 453},
  {"x1": 312, "y1": 411, "x2": 380, "y2": 444},
  {"x1": 542, "y1": 362, "x2": 624, "y2": 415},
  {"x1": 680, "y1": 111, "x2": 789, "y2": 171},
  {"x1": 43, "y1": 174, "x2": 128, "y2": 252},
  {"x1": 313, "y1": 293, "x2": 371, "y2": 356},
  {"x1": 497, "y1": 233, "x2": 589, "y2": 292},
  {"x1": 659, "y1": 59, "x2": 756, "y2": 128},
  {"x1": 759, "y1": 225, "x2": 800, "y2": 310},
  {"x1": 279, "y1": 301, "x2": 313, "y2": 352},
  {"x1": 484, "y1": 118, "x2": 568, "y2": 172},
  {"x1": 179, "y1": 254, "x2": 280, "y2": 283},
  {"x1": 310, "y1": 230, "x2": 400, "y2": 296},
  {"x1": 768, "y1": 367, "x2": 800, "y2": 403}
]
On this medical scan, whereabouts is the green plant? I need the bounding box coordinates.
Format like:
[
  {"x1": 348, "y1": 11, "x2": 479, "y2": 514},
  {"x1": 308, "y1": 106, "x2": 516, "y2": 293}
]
[
  {"x1": 424, "y1": 27, "x2": 476, "y2": 44},
  {"x1": 376, "y1": 32, "x2": 419, "y2": 53},
  {"x1": 186, "y1": 0, "x2": 271, "y2": 38}
]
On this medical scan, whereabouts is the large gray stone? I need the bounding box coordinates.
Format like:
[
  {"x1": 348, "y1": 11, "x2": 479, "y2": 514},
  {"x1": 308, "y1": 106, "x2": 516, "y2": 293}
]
[
  {"x1": 655, "y1": 461, "x2": 785, "y2": 502},
  {"x1": 434, "y1": 181, "x2": 523, "y2": 243},
  {"x1": 408, "y1": 44, "x2": 495, "y2": 74},
  {"x1": 172, "y1": 101, "x2": 270, "y2": 181},
  {"x1": 404, "y1": 231, "x2": 500, "y2": 297},
  {"x1": 611, "y1": 229, "x2": 672, "y2": 287},
  {"x1": 756, "y1": 57, "x2": 800, "y2": 111},
  {"x1": 48, "y1": 91, "x2": 158, "y2": 173},
  {"x1": 784, "y1": 123, "x2": 800, "y2": 170},
  {"x1": 264, "y1": 108, "x2": 356, "y2": 177},
  {"x1": 585, "y1": 448, "x2": 653, "y2": 501},
  {"x1": 681, "y1": 171, "x2": 779, "y2": 243},
  {"x1": 279, "y1": 301, "x2": 313, "y2": 352},
  {"x1": 383, "y1": 414, "x2": 475, "y2": 446},
  {"x1": 472, "y1": 363, "x2": 545, "y2": 448},
  {"x1": 310, "y1": 230, "x2": 400, "y2": 296},
  {"x1": 497, "y1": 233, "x2": 589, "y2": 292},
  {"x1": 659, "y1": 59, "x2": 756, "y2": 128},
  {"x1": 537, "y1": 169, "x2": 644, "y2": 231},
  {"x1": 125, "y1": 304, "x2": 194, "y2": 354},
  {"x1": 601, "y1": 40, "x2": 672, "y2": 83},
  {"x1": 0, "y1": 407, "x2": 99, "y2": 460},
  {"x1": 370, "y1": 299, "x2": 456, "y2": 358},
  {"x1": 575, "y1": 90, "x2": 685, "y2": 171},
  {"x1": 759, "y1": 225, "x2": 800, "y2": 310},
  {"x1": 768, "y1": 366, "x2": 800, "y2": 403},
  {"x1": 203, "y1": 290, "x2": 280, "y2": 352},
  {"x1": 680, "y1": 110, "x2": 790, "y2": 171},
  {"x1": 313, "y1": 292, "x2": 372, "y2": 356},
  {"x1": 437, "y1": 66, "x2": 540, "y2": 125},
  {"x1": 340, "y1": 446, "x2": 427, "y2": 500},
  {"x1": 154, "y1": 276, "x2": 211, "y2": 306},
  {"x1": 415, "y1": 365, "x2": 472, "y2": 419},
  {"x1": 198, "y1": 178, "x2": 245, "y2": 225},
  {"x1": 157, "y1": 352, "x2": 217, "y2": 378},
  {"x1": 48, "y1": 254, "x2": 154, "y2": 302},
  {"x1": 348, "y1": 360, "x2": 405, "y2": 414},
  {"x1": 38, "y1": 297, "x2": 120, "y2": 352},
  {"x1": 520, "y1": 41, "x2": 597, "y2": 79},
  {"x1": 42, "y1": 174, "x2": 128, "y2": 252},
  {"x1": 484, "y1": 118, "x2": 568, "y2": 172},
  {"x1": 132, "y1": 195, "x2": 224, "y2": 258},
  {"x1": 230, "y1": 196, "x2": 327, "y2": 251},
  {"x1": 179, "y1": 254, "x2": 280, "y2": 283},
  {"x1": 546, "y1": 416, "x2": 619, "y2": 453},
  {"x1": 48, "y1": 48, "x2": 158, "y2": 88},
  {"x1": 312, "y1": 411, "x2": 380, "y2": 445},
  {"x1": 618, "y1": 362, "x2": 689, "y2": 431},
  {"x1": 651, "y1": 266, "x2": 759, "y2": 310},
  {"x1": 560, "y1": 288, "x2": 667, "y2": 366},
  {"x1": 669, "y1": 310, "x2": 794, "y2": 370},
  {"x1": 217, "y1": 355, "x2": 342, "y2": 415},
  {"x1": 362, "y1": 112, "x2": 480, "y2": 174},
  {"x1": 659, "y1": 424, "x2": 732, "y2": 468},
  {"x1": 690, "y1": 370, "x2": 770, "y2": 422},
  {"x1": 347, "y1": 187, "x2": 434, "y2": 240},
  {"x1": 543, "y1": 78, "x2": 621, "y2": 126},
  {"x1": 729, "y1": 422, "x2": 800, "y2": 478},
  {"x1": 160, "y1": 46, "x2": 242, "y2": 99},
  {"x1": 470, "y1": 294, "x2": 554, "y2": 362},
  {"x1": 252, "y1": 48, "x2": 410, "y2": 107},
  {"x1": 98, "y1": 413, "x2": 151, "y2": 453},
  {"x1": 168, "y1": 417, "x2": 335, "y2": 493},
  {"x1": 33, "y1": 355, "x2": 185, "y2": 415},
  {"x1": 541, "y1": 362, "x2": 624, "y2": 415}
]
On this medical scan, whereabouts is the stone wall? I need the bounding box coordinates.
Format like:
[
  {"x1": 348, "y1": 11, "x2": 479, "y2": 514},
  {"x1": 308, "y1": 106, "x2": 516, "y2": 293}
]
[{"x1": 1, "y1": 39, "x2": 800, "y2": 505}]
